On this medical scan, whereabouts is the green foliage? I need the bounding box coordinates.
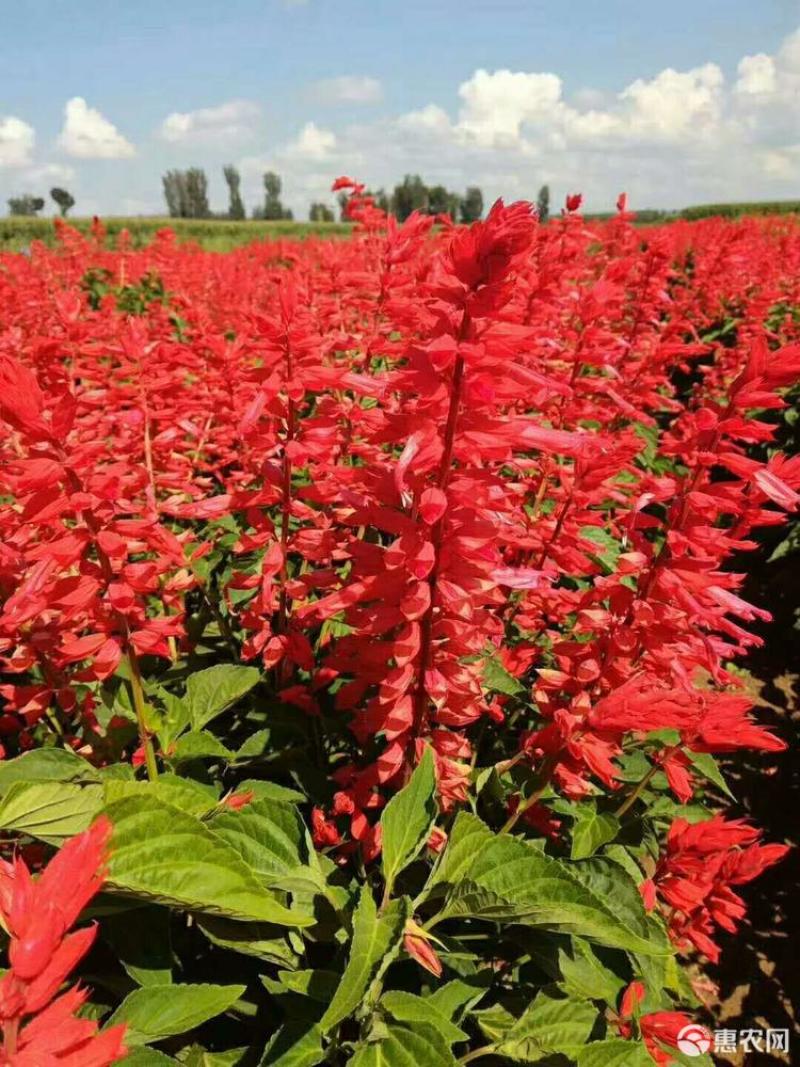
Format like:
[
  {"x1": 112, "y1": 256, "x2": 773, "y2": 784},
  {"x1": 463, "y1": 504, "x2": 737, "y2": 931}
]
[
  {"x1": 106, "y1": 983, "x2": 245, "y2": 1046},
  {"x1": 379, "y1": 745, "x2": 437, "y2": 898},
  {"x1": 8, "y1": 193, "x2": 45, "y2": 216},
  {"x1": 50, "y1": 186, "x2": 76, "y2": 216}
]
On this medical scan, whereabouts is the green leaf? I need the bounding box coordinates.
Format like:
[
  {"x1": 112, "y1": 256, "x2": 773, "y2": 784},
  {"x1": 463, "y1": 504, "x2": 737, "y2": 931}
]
[
  {"x1": 576, "y1": 1039, "x2": 653, "y2": 1067},
  {"x1": 171, "y1": 731, "x2": 233, "y2": 763},
  {"x1": 197, "y1": 915, "x2": 299, "y2": 967},
  {"x1": 497, "y1": 992, "x2": 597, "y2": 1061},
  {"x1": 106, "y1": 983, "x2": 245, "y2": 1046},
  {"x1": 102, "y1": 795, "x2": 311, "y2": 926},
  {"x1": 380, "y1": 746, "x2": 437, "y2": 897},
  {"x1": 237, "y1": 778, "x2": 306, "y2": 804},
  {"x1": 483, "y1": 652, "x2": 525, "y2": 696},
  {"x1": 0, "y1": 781, "x2": 102, "y2": 843},
  {"x1": 180, "y1": 1049, "x2": 245, "y2": 1067},
  {"x1": 557, "y1": 938, "x2": 625, "y2": 1003},
  {"x1": 380, "y1": 991, "x2": 467, "y2": 1043},
  {"x1": 427, "y1": 813, "x2": 668, "y2": 955},
  {"x1": 427, "y1": 976, "x2": 489, "y2": 1021},
  {"x1": 235, "y1": 728, "x2": 271, "y2": 759},
  {"x1": 185, "y1": 664, "x2": 260, "y2": 730},
  {"x1": 180, "y1": 1049, "x2": 246, "y2": 1067},
  {"x1": 209, "y1": 797, "x2": 308, "y2": 883},
  {"x1": 571, "y1": 806, "x2": 620, "y2": 860},
  {"x1": 0, "y1": 748, "x2": 100, "y2": 793},
  {"x1": 102, "y1": 775, "x2": 219, "y2": 817},
  {"x1": 348, "y1": 1024, "x2": 457, "y2": 1067},
  {"x1": 104, "y1": 906, "x2": 172, "y2": 986},
  {"x1": 686, "y1": 751, "x2": 734, "y2": 799},
  {"x1": 119, "y1": 1049, "x2": 180, "y2": 1066},
  {"x1": 267, "y1": 970, "x2": 340, "y2": 1002},
  {"x1": 260, "y1": 1023, "x2": 324, "y2": 1066},
  {"x1": 320, "y1": 889, "x2": 409, "y2": 1033}
]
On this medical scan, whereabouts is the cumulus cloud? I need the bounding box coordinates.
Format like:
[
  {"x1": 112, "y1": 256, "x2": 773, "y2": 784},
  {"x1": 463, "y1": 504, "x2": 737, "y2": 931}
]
[
  {"x1": 0, "y1": 116, "x2": 35, "y2": 168},
  {"x1": 58, "y1": 97, "x2": 135, "y2": 159},
  {"x1": 236, "y1": 24, "x2": 800, "y2": 219},
  {"x1": 159, "y1": 99, "x2": 261, "y2": 143},
  {"x1": 281, "y1": 121, "x2": 337, "y2": 159},
  {"x1": 308, "y1": 76, "x2": 383, "y2": 105}
]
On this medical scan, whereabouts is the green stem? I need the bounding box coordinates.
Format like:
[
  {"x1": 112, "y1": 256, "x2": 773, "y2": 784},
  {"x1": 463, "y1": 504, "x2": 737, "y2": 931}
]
[
  {"x1": 614, "y1": 750, "x2": 674, "y2": 817},
  {"x1": 128, "y1": 651, "x2": 159, "y2": 782},
  {"x1": 459, "y1": 1046, "x2": 497, "y2": 1065},
  {"x1": 500, "y1": 752, "x2": 558, "y2": 834}
]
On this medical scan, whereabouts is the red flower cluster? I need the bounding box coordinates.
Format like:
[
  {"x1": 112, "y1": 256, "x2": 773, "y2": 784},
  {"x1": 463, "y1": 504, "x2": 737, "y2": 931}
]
[
  {"x1": 0, "y1": 817, "x2": 126, "y2": 1065},
  {"x1": 0, "y1": 184, "x2": 796, "y2": 987},
  {"x1": 641, "y1": 815, "x2": 790, "y2": 962}
]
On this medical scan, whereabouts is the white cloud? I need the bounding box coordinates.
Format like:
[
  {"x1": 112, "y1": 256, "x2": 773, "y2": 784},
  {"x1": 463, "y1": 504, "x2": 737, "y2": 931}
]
[
  {"x1": 735, "y1": 54, "x2": 778, "y2": 95},
  {"x1": 24, "y1": 162, "x2": 76, "y2": 185},
  {"x1": 0, "y1": 116, "x2": 35, "y2": 168},
  {"x1": 456, "y1": 70, "x2": 563, "y2": 148},
  {"x1": 159, "y1": 99, "x2": 261, "y2": 143},
  {"x1": 308, "y1": 75, "x2": 383, "y2": 105},
  {"x1": 58, "y1": 97, "x2": 135, "y2": 159},
  {"x1": 281, "y1": 121, "x2": 337, "y2": 159}
]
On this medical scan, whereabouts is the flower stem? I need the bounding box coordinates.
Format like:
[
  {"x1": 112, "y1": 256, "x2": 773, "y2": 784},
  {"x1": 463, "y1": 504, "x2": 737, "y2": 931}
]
[{"x1": 128, "y1": 650, "x2": 159, "y2": 782}]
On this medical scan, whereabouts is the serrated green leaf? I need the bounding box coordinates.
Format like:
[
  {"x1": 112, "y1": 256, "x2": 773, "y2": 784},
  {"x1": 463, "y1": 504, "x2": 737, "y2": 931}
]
[
  {"x1": 320, "y1": 889, "x2": 409, "y2": 1033},
  {"x1": 237, "y1": 779, "x2": 306, "y2": 804},
  {"x1": 171, "y1": 731, "x2": 233, "y2": 762},
  {"x1": 557, "y1": 939, "x2": 626, "y2": 1003},
  {"x1": 103, "y1": 795, "x2": 311, "y2": 926},
  {"x1": 0, "y1": 748, "x2": 100, "y2": 793},
  {"x1": 185, "y1": 664, "x2": 261, "y2": 730},
  {"x1": 380, "y1": 746, "x2": 437, "y2": 898},
  {"x1": 427, "y1": 813, "x2": 668, "y2": 955},
  {"x1": 571, "y1": 806, "x2": 620, "y2": 859},
  {"x1": 102, "y1": 775, "x2": 219, "y2": 817},
  {"x1": 209, "y1": 797, "x2": 307, "y2": 884},
  {"x1": 427, "y1": 976, "x2": 490, "y2": 1021},
  {"x1": 106, "y1": 983, "x2": 244, "y2": 1046},
  {"x1": 0, "y1": 781, "x2": 102, "y2": 843},
  {"x1": 380, "y1": 991, "x2": 467, "y2": 1043},
  {"x1": 260, "y1": 1023, "x2": 324, "y2": 1066},
  {"x1": 348, "y1": 1024, "x2": 456, "y2": 1067},
  {"x1": 197, "y1": 915, "x2": 299, "y2": 967},
  {"x1": 498, "y1": 992, "x2": 597, "y2": 1061}
]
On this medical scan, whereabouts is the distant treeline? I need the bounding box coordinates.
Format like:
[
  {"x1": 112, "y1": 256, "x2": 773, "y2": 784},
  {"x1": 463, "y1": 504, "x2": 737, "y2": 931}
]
[{"x1": 6, "y1": 162, "x2": 800, "y2": 226}]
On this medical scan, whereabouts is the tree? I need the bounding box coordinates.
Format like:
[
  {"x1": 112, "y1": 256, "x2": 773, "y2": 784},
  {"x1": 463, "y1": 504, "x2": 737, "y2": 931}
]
[
  {"x1": 223, "y1": 165, "x2": 245, "y2": 220},
  {"x1": 427, "y1": 184, "x2": 460, "y2": 218},
  {"x1": 162, "y1": 169, "x2": 210, "y2": 218},
  {"x1": 185, "y1": 168, "x2": 210, "y2": 218},
  {"x1": 537, "y1": 183, "x2": 550, "y2": 223},
  {"x1": 163, "y1": 170, "x2": 189, "y2": 217},
  {"x1": 7, "y1": 195, "x2": 45, "y2": 217},
  {"x1": 391, "y1": 174, "x2": 429, "y2": 221},
  {"x1": 260, "y1": 171, "x2": 292, "y2": 220},
  {"x1": 50, "y1": 187, "x2": 76, "y2": 217},
  {"x1": 309, "y1": 202, "x2": 335, "y2": 223},
  {"x1": 460, "y1": 186, "x2": 484, "y2": 223}
]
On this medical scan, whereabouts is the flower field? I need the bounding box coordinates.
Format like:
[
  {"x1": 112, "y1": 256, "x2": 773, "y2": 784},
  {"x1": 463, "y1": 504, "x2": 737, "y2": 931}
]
[{"x1": 0, "y1": 181, "x2": 798, "y2": 1065}]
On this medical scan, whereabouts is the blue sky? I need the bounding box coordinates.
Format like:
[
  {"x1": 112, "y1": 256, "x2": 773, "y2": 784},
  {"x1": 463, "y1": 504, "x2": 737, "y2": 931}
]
[{"x1": 1, "y1": 0, "x2": 799, "y2": 217}]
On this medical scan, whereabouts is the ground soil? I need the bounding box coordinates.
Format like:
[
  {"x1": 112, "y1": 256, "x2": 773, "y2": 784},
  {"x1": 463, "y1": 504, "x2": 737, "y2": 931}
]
[{"x1": 696, "y1": 541, "x2": 799, "y2": 1066}]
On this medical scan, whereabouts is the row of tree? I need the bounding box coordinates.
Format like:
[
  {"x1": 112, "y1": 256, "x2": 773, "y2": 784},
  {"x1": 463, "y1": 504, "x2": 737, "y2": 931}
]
[
  {"x1": 163, "y1": 167, "x2": 493, "y2": 223},
  {"x1": 7, "y1": 188, "x2": 76, "y2": 217},
  {"x1": 7, "y1": 168, "x2": 553, "y2": 225}
]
